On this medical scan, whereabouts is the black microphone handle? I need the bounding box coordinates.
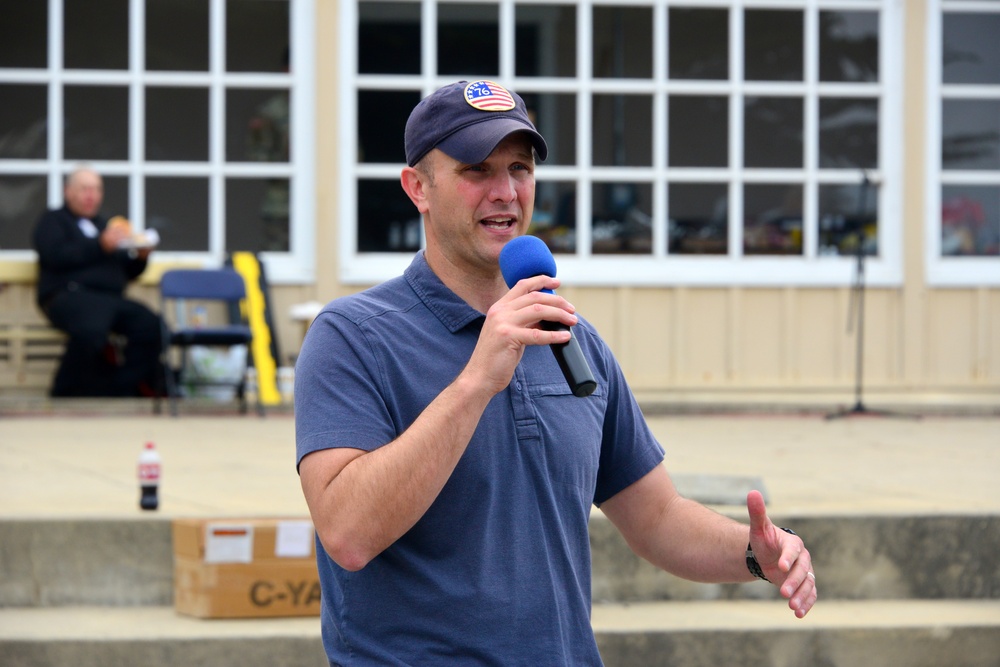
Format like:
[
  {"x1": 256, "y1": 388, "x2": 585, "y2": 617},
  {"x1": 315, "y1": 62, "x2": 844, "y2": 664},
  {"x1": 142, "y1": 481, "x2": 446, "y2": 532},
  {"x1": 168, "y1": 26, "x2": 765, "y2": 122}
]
[{"x1": 541, "y1": 321, "x2": 597, "y2": 397}]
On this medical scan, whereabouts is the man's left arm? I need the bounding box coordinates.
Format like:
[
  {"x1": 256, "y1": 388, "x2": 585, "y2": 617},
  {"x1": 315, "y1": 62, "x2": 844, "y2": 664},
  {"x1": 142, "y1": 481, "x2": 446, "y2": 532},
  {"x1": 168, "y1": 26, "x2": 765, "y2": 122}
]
[{"x1": 599, "y1": 465, "x2": 817, "y2": 618}]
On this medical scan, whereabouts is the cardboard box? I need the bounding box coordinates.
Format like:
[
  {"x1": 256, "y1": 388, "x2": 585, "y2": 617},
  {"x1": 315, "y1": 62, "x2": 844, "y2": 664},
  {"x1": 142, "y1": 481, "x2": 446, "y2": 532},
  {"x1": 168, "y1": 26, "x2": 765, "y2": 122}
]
[{"x1": 172, "y1": 517, "x2": 321, "y2": 618}]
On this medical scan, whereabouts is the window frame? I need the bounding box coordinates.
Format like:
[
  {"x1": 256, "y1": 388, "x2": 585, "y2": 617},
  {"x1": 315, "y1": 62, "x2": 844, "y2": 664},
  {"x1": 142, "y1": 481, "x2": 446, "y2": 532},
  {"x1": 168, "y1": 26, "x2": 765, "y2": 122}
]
[
  {"x1": 339, "y1": 0, "x2": 904, "y2": 287},
  {"x1": 925, "y1": 0, "x2": 1000, "y2": 287},
  {"x1": 0, "y1": 0, "x2": 316, "y2": 285}
]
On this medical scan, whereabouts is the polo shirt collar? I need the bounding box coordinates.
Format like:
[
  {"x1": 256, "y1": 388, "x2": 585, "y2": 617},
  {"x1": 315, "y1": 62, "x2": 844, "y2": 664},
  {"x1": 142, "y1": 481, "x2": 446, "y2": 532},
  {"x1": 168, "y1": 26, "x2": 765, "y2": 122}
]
[{"x1": 404, "y1": 251, "x2": 485, "y2": 334}]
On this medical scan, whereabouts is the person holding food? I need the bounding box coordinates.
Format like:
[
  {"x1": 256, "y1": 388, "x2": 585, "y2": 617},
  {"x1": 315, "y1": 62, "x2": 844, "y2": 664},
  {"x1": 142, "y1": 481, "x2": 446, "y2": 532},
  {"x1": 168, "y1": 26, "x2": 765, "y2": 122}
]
[{"x1": 32, "y1": 166, "x2": 164, "y2": 397}]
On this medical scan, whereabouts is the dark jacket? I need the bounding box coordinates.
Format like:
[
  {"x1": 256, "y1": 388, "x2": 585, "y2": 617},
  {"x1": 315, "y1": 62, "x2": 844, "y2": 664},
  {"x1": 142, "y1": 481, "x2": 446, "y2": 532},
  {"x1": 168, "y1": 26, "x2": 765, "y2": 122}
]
[{"x1": 32, "y1": 205, "x2": 147, "y2": 306}]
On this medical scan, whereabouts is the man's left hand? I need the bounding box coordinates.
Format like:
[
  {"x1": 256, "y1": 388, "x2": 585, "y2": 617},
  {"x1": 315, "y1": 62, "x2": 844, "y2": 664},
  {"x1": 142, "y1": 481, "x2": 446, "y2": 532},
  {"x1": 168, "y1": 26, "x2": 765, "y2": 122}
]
[{"x1": 747, "y1": 490, "x2": 818, "y2": 618}]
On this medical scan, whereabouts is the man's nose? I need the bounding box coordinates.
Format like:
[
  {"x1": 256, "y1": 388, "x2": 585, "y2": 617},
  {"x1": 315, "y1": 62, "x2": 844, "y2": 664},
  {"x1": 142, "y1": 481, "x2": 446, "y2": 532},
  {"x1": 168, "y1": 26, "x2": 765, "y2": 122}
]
[{"x1": 488, "y1": 172, "x2": 516, "y2": 203}]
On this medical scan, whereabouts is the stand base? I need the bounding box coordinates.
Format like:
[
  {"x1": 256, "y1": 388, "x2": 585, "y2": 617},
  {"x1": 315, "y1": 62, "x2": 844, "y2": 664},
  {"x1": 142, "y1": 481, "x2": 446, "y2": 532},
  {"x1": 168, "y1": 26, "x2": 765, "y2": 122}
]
[{"x1": 824, "y1": 401, "x2": 922, "y2": 421}]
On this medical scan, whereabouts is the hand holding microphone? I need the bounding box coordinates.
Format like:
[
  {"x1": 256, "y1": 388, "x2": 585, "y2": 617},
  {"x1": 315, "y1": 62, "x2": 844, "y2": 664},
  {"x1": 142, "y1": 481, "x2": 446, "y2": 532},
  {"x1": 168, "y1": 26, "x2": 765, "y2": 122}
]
[{"x1": 499, "y1": 236, "x2": 597, "y2": 398}]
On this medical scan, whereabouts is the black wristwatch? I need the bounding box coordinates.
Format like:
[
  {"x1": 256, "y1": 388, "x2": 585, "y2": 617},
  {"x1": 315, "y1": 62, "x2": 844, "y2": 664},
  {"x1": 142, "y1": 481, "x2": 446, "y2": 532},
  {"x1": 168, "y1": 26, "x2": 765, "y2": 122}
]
[{"x1": 746, "y1": 527, "x2": 796, "y2": 583}]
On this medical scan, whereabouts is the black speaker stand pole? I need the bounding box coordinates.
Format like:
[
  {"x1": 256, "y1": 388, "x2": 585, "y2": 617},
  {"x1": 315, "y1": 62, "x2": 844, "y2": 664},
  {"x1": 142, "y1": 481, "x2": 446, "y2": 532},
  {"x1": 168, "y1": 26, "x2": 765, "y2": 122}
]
[{"x1": 825, "y1": 173, "x2": 919, "y2": 421}]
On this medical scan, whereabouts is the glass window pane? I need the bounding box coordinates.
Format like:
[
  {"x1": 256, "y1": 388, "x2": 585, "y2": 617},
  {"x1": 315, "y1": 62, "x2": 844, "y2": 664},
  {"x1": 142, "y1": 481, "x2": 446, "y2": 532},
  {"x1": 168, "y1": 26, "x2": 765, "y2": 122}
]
[
  {"x1": 358, "y1": 179, "x2": 422, "y2": 253},
  {"x1": 358, "y1": 90, "x2": 421, "y2": 164},
  {"x1": 592, "y1": 94, "x2": 653, "y2": 167},
  {"x1": 669, "y1": 8, "x2": 728, "y2": 80},
  {"x1": 359, "y1": 1, "x2": 421, "y2": 75},
  {"x1": 592, "y1": 182, "x2": 653, "y2": 255},
  {"x1": 744, "y1": 96, "x2": 803, "y2": 168},
  {"x1": 228, "y1": 89, "x2": 291, "y2": 163},
  {"x1": 65, "y1": 0, "x2": 129, "y2": 69},
  {"x1": 743, "y1": 183, "x2": 803, "y2": 255},
  {"x1": 941, "y1": 186, "x2": 1000, "y2": 257},
  {"x1": 227, "y1": 0, "x2": 289, "y2": 72},
  {"x1": 515, "y1": 4, "x2": 576, "y2": 77},
  {"x1": 521, "y1": 92, "x2": 576, "y2": 166},
  {"x1": 101, "y1": 176, "x2": 131, "y2": 222},
  {"x1": 942, "y1": 100, "x2": 1000, "y2": 170},
  {"x1": 819, "y1": 11, "x2": 879, "y2": 83},
  {"x1": 146, "y1": 0, "x2": 209, "y2": 72},
  {"x1": 64, "y1": 85, "x2": 129, "y2": 160},
  {"x1": 669, "y1": 95, "x2": 728, "y2": 167},
  {"x1": 438, "y1": 4, "x2": 499, "y2": 77},
  {"x1": 592, "y1": 6, "x2": 653, "y2": 79},
  {"x1": 943, "y1": 13, "x2": 1000, "y2": 85},
  {"x1": 529, "y1": 181, "x2": 577, "y2": 254},
  {"x1": 226, "y1": 178, "x2": 289, "y2": 252},
  {"x1": 146, "y1": 177, "x2": 209, "y2": 251},
  {"x1": 0, "y1": 176, "x2": 48, "y2": 250},
  {"x1": 745, "y1": 10, "x2": 803, "y2": 82},
  {"x1": 818, "y1": 182, "x2": 879, "y2": 256},
  {"x1": 819, "y1": 97, "x2": 879, "y2": 169},
  {"x1": 0, "y1": 85, "x2": 47, "y2": 159},
  {"x1": 146, "y1": 87, "x2": 209, "y2": 161},
  {"x1": 668, "y1": 182, "x2": 728, "y2": 255},
  {"x1": 0, "y1": 2, "x2": 46, "y2": 67}
]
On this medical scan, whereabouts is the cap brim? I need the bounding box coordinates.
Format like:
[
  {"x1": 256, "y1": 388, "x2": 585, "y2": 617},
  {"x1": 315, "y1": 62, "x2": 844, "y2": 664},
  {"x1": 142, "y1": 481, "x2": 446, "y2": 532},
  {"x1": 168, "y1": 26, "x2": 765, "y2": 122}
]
[{"x1": 436, "y1": 119, "x2": 549, "y2": 165}]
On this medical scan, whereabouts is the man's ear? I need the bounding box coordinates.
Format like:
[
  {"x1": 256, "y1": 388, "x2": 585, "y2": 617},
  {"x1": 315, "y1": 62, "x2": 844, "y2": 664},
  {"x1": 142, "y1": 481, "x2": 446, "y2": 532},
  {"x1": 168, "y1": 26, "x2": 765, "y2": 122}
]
[{"x1": 400, "y1": 166, "x2": 430, "y2": 214}]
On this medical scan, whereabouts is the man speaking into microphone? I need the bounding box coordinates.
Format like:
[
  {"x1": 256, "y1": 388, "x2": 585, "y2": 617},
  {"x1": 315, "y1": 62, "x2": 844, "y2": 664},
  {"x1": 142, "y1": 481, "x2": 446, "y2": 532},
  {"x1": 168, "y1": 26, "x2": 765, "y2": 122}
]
[{"x1": 295, "y1": 80, "x2": 816, "y2": 666}]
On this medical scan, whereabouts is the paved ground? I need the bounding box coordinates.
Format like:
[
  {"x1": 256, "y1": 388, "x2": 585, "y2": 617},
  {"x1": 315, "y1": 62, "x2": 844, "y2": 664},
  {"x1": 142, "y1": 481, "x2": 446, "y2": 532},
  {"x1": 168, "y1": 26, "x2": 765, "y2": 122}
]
[{"x1": 1, "y1": 407, "x2": 997, "y2": 520}]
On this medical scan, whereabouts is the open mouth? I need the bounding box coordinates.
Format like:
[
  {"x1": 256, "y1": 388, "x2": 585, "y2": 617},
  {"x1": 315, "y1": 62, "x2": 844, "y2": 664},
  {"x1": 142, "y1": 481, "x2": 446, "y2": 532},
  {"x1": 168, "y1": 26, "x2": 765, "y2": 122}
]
[{"x1": 481, "y1": 216, "x2": 516, "y2": 230}]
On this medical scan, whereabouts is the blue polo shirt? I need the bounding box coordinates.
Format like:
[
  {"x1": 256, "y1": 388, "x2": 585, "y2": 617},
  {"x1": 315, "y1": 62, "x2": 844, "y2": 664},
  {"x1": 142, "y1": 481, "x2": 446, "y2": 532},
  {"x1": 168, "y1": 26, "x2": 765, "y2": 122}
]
[{"x1": 295, "y1": 251, "x2": 664, "y2": 666}]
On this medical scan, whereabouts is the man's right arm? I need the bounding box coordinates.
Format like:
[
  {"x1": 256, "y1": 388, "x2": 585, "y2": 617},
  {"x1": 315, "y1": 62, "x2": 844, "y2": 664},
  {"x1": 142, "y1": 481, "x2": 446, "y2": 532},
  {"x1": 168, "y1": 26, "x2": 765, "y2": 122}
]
[
  {"x1": 299, "y1": 274, "x2": 577, "y2": 571},
  {"x1": 299, "y1": 368, "x2": 496, "y2": 571}
]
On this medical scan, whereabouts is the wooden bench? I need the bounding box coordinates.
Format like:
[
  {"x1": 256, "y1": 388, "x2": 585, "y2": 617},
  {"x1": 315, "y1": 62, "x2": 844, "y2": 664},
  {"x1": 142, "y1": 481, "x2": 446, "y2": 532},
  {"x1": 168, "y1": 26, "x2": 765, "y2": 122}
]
[{"x1": 0, "y1": 260, "x2": 211, "y2": 395}]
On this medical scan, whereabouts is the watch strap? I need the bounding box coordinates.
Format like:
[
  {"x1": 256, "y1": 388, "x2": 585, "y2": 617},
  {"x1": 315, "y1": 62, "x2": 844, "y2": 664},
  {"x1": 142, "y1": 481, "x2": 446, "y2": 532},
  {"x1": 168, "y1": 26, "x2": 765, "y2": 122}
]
[{"x1": 746, "y1": 527, "x2": 797, "y2": 582}]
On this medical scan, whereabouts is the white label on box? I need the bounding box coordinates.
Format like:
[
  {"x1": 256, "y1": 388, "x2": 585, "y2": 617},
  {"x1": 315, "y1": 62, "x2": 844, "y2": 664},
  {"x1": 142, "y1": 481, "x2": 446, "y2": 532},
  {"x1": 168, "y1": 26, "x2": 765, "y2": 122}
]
[
  {"x1": 275, "y1": 520, "x2": 314, "y2": 558},
  {"x1": 204, "y1": 523, "x2": 254, "y2": 563}
]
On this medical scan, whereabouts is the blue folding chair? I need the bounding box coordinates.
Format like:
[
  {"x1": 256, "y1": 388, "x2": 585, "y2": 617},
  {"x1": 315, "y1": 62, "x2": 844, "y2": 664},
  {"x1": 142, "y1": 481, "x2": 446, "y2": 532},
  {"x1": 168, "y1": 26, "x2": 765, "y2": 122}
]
[{"x1": 159, "y1": 268, "x2": 261, "y2": 416}]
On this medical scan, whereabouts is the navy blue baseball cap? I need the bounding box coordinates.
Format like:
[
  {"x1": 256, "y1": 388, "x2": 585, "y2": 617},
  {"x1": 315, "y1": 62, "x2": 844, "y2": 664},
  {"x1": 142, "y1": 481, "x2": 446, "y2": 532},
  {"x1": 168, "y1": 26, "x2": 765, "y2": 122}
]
[{"x1": 404, "y1": 80, "x2": 548, "y2": 167}]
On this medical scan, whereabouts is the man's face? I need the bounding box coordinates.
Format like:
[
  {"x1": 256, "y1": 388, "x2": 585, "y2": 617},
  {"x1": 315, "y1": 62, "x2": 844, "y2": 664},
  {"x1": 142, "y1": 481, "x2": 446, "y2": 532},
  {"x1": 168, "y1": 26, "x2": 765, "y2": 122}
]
[
  {"x1": 419, "y1": 133, "x2": 536, "y2": 277},
  {"x1": 64, "y1": 171, "x2": 104, "y2": 219}
]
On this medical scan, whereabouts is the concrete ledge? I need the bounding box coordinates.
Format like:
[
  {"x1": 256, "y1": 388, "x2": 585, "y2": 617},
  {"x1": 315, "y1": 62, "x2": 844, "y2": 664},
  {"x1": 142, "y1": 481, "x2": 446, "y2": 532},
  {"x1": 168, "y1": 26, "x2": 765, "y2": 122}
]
[
  {"x1": 3, "y1": 514, "x2": 998, "y2": 608},
  {"x1": 589, "y1": 513, "x2": 1000, "y2": 603},
  {"x1": 0, "y1": 519, "x2": 174, "y2": 607},
  {"x1": 595, "y1": 600, "x2": 1000, "y2": 667},
  {"x1": 2, "y1": 601, "x2": 998, "y2": 667}
]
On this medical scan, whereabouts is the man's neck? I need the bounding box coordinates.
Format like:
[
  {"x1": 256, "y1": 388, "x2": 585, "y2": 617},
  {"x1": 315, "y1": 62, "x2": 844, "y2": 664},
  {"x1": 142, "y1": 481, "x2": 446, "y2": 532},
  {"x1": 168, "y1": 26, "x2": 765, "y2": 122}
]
[{"x1": 424, "y1": 250, "x2": 508, "y2": 314}]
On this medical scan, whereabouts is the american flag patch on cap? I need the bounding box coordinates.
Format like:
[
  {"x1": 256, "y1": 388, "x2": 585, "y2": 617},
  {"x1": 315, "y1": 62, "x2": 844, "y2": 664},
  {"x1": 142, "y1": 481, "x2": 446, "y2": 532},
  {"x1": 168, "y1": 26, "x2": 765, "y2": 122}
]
[{"x1": 464, "y1": 80, "x2": 516, "y2": 112}]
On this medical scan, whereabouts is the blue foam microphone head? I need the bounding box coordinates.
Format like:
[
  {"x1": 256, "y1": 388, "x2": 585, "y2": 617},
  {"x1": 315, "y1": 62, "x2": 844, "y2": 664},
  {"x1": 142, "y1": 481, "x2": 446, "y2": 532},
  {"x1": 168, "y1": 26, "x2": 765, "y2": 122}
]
[
  {"x1": 498, "y1": 235, "x2": 597, "y2": 397},
  {"x1": 499, "y1": 235, "x2": 557, "y2": 293}
]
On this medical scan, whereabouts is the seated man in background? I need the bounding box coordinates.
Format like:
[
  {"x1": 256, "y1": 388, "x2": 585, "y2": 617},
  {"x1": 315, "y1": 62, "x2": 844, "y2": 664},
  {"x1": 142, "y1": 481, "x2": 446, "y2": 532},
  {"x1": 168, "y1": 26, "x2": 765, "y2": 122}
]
[{"x1": 32, "y1": 166, "x2": 163, "y2": 397}]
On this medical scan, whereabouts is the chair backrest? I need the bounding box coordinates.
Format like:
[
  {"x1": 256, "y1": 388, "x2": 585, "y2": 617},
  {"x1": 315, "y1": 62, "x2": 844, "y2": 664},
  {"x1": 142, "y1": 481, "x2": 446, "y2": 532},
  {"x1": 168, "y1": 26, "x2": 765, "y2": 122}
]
[{"x1": 160, "y1": 269, "x2": 247, "y2": 301}]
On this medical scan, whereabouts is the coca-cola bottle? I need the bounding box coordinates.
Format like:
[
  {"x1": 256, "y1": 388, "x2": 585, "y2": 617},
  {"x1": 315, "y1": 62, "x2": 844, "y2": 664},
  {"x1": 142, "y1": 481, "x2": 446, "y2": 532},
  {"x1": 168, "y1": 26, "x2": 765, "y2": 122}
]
[{"x1": 138, "y1": 442, "x2": 161, "y2": 510}]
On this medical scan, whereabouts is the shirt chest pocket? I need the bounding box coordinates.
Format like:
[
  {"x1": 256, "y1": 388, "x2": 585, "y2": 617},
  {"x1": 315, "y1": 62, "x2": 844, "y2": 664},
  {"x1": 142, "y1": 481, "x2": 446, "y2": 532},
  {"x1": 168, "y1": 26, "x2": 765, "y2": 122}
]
[{"x1": 526, "y1": 381, "x2": 607, "y2": 493}]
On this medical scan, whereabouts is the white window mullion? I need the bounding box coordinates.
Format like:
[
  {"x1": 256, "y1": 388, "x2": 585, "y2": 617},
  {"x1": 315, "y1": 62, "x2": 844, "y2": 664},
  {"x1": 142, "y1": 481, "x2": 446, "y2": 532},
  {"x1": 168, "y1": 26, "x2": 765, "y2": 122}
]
[
  {"x1": 422, "y1": 0, "x2": 437, "y2": 87},
  {"x1": 47, "y1": 0, "x2": 63, "y2": 205},
  {"x1": 289, "y1": 0, "x2": 317, "y2": 277},
  {"x1": 652, "y1": 1, "x2": 667, "y2": 259},
  {"x1": 129, "y1": 0, "x2": 145, "y2": 227},
  {"x1": 499, "y1": 0, "x2": 515, "y2": 82},
  {"x1": 209, "y1": 0, "x2": 226, "y2": 260},
  {"x1": 729, "y1": 2, "x2": 745, "y2": 259},
  {"x1": 576, "y1": 0, "x2": 593, "y2": 259},
  {"x1": 802, "y1": 1, "x2": 819, "y2": 260},
  {"x1": 338, "y1": 0, "x2": 359, "y2": 275}
]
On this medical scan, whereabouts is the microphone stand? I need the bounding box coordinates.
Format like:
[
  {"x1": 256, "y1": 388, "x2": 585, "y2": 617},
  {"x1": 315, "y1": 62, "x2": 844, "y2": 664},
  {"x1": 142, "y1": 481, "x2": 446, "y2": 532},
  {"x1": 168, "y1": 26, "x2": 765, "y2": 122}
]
[{"x1": 825, "y1": 173, "x2": 919, "y2": 421}]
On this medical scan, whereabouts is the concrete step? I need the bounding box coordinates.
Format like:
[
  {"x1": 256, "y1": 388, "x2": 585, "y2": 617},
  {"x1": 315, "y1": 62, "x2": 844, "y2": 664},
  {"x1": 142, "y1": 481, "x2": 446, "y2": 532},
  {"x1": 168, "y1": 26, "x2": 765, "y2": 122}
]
[
  {"x1": 592, "y1": 599, "x2": 1000, "y2": 667},
  {"x1": 590, "y1": 512, "x2": 1000, "y2": 603},
  {"x1": 1, "y1": 601, "x2": 998, "y2": 667},
  {"x1": 3, "y1": 513, "x2": 998, "y2": 608}
]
